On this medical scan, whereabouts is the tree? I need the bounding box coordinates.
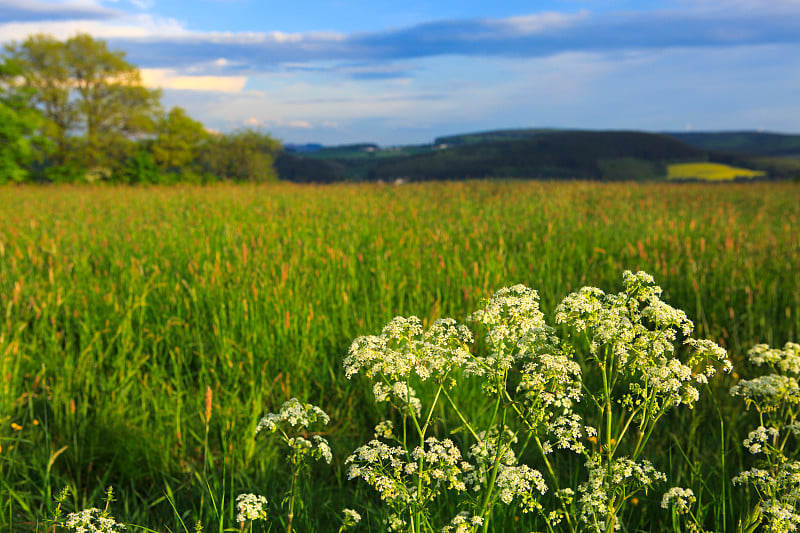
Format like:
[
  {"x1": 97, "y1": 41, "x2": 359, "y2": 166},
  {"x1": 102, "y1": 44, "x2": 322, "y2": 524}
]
[
  {"x1": 150, "y1": 106, "x2": 208, "y2": 172},
  {"x1": 4, "y1": 33, "x2": 161, "y2": 172},
  {"x1": 198, "y1": 129, "x2": 282, "y2": 182},
  {"x1": 4, "y1": 34, "x2": 75, "y2": 166},
  {"x1": 64, "y1": 34, "x2": 161, "y2": 167},
  {"x1": 0, "y1": 57, "x2": 45, "y2": 183}
]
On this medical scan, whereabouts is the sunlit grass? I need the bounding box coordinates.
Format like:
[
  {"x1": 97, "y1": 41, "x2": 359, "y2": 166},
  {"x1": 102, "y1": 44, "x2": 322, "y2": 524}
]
[{"x1": 0, "y1": 180, "x2": 798, "y2": 531}]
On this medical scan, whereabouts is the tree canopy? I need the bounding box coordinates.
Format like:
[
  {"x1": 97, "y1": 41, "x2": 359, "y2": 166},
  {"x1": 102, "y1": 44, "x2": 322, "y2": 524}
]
[{"x1": 1, "y1": 33, "x2": 281, "y2": 184}]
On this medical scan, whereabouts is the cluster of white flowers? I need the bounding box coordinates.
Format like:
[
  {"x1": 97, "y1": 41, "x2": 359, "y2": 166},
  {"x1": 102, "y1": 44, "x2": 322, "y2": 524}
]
[
  {"x1": 743, "y1": 426, "x2": 780, "y2": 455},
  {"x1": 467, "y1": 285, "x2": 548, "y2": 371},
  {"x1": 546, "y1": 413, "x2": 591, "y2": 454},
  {"x1": 733, "y1": 460, "x2": 800, "y2": 493},
  {"x1": 554, "y1": 286, "x2": 606, "y2": 333},
  {"x1": 372, "y1": 380, "x2": 422, "y2": 417},
  {"x1": 235, "y1": 493, "x2": 268, "y2": 523},
  {"x1": 63, "y1": 508, "x2": 125, "y2": 533},
  {"x1": 661, "y1": 487, "x2": 696, "y2": 514},
  {"x1": 748, "y1": 343, "x2": 800, "y2": 374},
  {"x1": 759, "y1": 500, "x2": 800, "y2": 533},
  {"x1": 639, "y1": 357, "x2": 700, "y2": 408},
  {"x1": 410, "y1": 437, "x2": 468, "y2": 491},
  {"x1": 344, "y1": 316, "x2": 476, "y2": 383},
  {"x1": 515, "y1": 346, "x2": 590, "y2": 457},
  {"x1": 684, "y1": 338, "x2": 734, "y2": 376},
  {"x1": 642, "y1": 299, "x2": 694, "y2": 337},
  {"x1": 340, "y1": 508, "x2": 362, "y2": 528},
  {"x1": 494, "y1": 464, "x2": 547, "y2": 511},
  {"x1": 730, "y1": 374, "x2": 800, "y2": 410},
  {"x1": 555, "y1": 272, "x2": 730, "y2": 395},
  {"x1": 441, "y1": 511, "x2": 484, "y2": 533},
  {"x1": 464, "y1": 427, "x2": 517, "y2": 491},
  {"x1": 256, "y1": 397, "x2": 330, "y2": 434},
  {"x1": 284, "y1": 435, "x2": 333, "y2": 464},
  {"x1": 338, "y1": 271, "x2": 735, "y2": 532},
  {"x1": 578, "y1": 457, "x2": 666, "y2": 531},
  {"x1": 374, "y1": 420, "x2": 395, "y2": 440},
  {"x1": 346, "y1": 439, "x2": 408, "y2": 503}
]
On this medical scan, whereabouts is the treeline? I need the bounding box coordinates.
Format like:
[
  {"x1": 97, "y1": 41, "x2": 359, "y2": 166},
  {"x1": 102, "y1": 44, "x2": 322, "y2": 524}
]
[
  {"x1": 0, "y1": 34, "x2": 281, "y2": 184},
  {"x1": 368, "y1": 131, "x2": 707, "y2": 181}
]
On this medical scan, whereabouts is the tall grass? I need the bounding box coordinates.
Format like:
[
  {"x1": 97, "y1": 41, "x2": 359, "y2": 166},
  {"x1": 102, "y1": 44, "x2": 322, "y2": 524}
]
[{"x1": 0, "y1": 181, "x2": 798, "y2": 531}]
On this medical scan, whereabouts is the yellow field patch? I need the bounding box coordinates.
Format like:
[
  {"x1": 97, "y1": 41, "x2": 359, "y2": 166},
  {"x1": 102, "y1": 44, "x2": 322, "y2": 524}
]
[{"x1": 667, "y1": 162, "x2": 765, "y2": 181}]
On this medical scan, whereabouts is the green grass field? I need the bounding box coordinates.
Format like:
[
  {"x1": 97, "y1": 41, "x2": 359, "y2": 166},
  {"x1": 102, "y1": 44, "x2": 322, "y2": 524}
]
[{"x1": 1, "y1": 181, "x2": 798, "y2": 531}]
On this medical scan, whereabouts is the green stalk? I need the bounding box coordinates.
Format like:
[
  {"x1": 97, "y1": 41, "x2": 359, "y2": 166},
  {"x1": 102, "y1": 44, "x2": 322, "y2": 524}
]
[{"x1": 286, "y1": 462, "x2": 298, "y2": 533}]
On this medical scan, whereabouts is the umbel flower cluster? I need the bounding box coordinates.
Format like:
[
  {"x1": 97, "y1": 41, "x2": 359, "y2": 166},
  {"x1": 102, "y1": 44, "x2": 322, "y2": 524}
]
[
  {"x1": 236, "y1": 398, "x2": 333, "y2": 532},
  {"x1": 343, "y1": 271, "x2": 732, "y2": 533},
  {"x1": 731, "y1": 343, "x2": 800, "y2": 533},
  {"x1": 63, "y1": 508, "x2": 126, "y2": 533}
]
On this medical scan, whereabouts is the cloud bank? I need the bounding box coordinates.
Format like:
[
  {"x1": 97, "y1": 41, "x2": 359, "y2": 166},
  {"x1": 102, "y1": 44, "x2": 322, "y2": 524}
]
[{"x1": 1, "y1": 0, "x2": 798, "y2": 144}]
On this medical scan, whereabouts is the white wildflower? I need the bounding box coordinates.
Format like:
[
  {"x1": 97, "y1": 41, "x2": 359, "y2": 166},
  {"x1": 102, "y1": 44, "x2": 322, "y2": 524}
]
[
  {"x1": 748, "y1": 343, "x2": 800, "y2": 375},
  {"x1": 730, "y1": 375, "x2": 800, "y2": 409},
  {"x1": 341, "y1": 508, "x2": 361, "y2": 528},
  {"x1": 235, "y1": 493, "x2": 268, "y2": 523},
  {"x1": 64, "y1": 508, "x2": 126, "y2": 533},
  {"x1": 760, "y1": 500, "x2": 800, "y2": 532},
  {"x1": 495, "y1": 464, "x2": 547, "y2": 511},
  {"x1": 661, "y1": 487, "x2": 696, "y2": 514},
  {"x1": 442, "y1": 511, "x2": 484, "y2": 533},
  {"x1": 374, "y1": 420, "x2": 394, "y2": 440},
  {"x1": 256, "y1": 398, "x2": 329, "y2": 434},
  {"x1": 743, "y1": 426, "x2": 780, "y2": 455}
]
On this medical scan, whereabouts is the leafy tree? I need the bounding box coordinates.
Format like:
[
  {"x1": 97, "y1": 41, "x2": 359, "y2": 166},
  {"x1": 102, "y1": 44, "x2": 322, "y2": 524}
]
[
  {"x1": 4, "y1": 33, "x2": 161, "y2": 172},
  {"x1": 198, "y1": 129, "x2": 281, "y2": 182},
  {"x1": 3, "y1": 34, "x2": 73, "y2": 166},
  {"x1": 116, "y1": 149, "x2": 162, "y2": 184},
  {"x1": 150, "y1": 106, "x2": 208, "y2": 172},
  {"x1": 0, "y1": 57, "x2": 45, "y2": 183},
  {"x1": 64, "y1": 34, "x2": 161, "y2": 167}
]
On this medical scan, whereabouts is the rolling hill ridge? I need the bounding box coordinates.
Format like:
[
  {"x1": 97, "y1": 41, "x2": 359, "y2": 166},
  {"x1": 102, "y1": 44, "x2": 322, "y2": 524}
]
[{"x1": 277, "y1": 129, "x2": 800, "y2": 183}]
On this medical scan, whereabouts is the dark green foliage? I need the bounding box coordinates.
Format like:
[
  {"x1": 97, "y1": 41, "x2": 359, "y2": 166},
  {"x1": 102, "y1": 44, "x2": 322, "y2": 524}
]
[
  {"x1": 433, "y1": 128, "x2": 562, "y2": 146},
  {"x1": 0, "y1": 57, "x2": 46, "y2": 183},
  {"x1": 197, "y1": 129, "x2": 282, "y2": 182},
  {"x1": 275, "y1": 152, "x2": 349, "y2": 183},
  {"x1": 116, "y1": 149, "x2": 163, "y2": 184},
  {"x1": 669, "y1": 131, "x2": 800, "y2": 157},
  {"x1": 42, "y1": 161, "x2": 88, "y2": 183},
  {"x1": 369, "y1": 131, "x2": 705, "y2": 181}
]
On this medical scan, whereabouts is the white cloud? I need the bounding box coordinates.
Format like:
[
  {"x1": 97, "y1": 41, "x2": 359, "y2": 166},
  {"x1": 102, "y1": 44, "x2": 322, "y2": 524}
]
[
  {"x1": 140, "y1": 68, "x2": 247, "y2": 92},
  {"x1": 502, "y1": 10, "x2": 591, "y2": 35},
  {"x1": 0, "y1": 14, "x2": 187, "y2": 42}
]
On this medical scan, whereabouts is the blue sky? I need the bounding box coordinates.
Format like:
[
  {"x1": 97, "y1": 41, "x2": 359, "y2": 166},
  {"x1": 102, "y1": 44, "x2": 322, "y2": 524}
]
[{"x1": 2, "y1": 0, "x2": 799, "y2": 145}]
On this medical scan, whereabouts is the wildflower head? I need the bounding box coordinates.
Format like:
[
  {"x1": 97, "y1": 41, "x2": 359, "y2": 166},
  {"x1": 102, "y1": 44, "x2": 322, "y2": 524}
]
[
  {"x1": 64, "y1": 508, "x2": 126, "y2": 533},
  {"x1": 256, "y1": 398, "x2": 330, "y2": 434},
  {"x1": 661, "y1": 487, "x2": 696, "y2": 514},
  {"x1": 340, "y1": 508, "x2": 362, "y2": 530},
  {"x1": 747, "y1": 342, "x2": 800, "y2": 374},
  {"x1": 235, "y1": 493, "x2": 268, "y2": 523},
  {"x1": 730, "y1": 374, "x2": 800, "y2": 413}
]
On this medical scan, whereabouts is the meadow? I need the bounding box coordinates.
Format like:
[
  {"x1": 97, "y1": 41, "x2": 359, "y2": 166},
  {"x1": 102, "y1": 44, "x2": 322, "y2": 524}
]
[{"x1": 0, "y1": 181, "x2": 798, "y2": 532}]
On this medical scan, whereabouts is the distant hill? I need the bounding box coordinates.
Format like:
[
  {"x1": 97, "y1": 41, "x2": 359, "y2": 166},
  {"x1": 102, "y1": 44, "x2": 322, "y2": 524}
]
[
  {"x1": 433, "y1": 129, "x2": 564, "y2": 146},
  {"x1": 370, "y1": 131, "x2": 706, "y2": 181},
  {"x1": 276, "y1": 128, "x2": 800, "y2": 183},
  {"x1": 665, "y1": 131, "x2": 800, "y2": 157}
]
